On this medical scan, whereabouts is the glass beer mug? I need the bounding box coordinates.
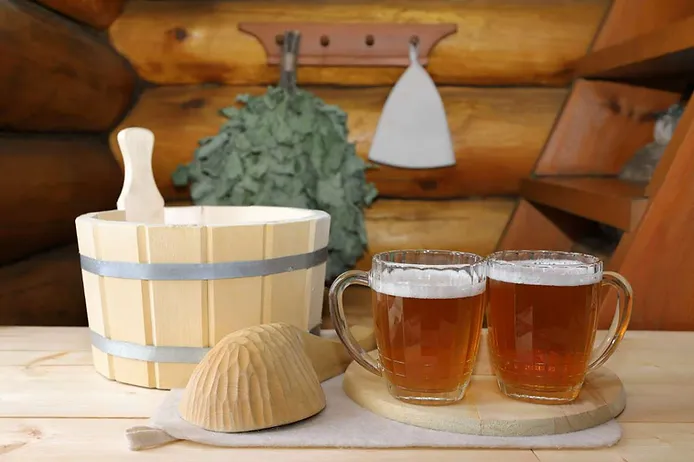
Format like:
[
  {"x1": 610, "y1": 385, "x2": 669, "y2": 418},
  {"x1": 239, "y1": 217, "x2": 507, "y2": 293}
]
[
  {"x1": 485, "y1": 250, "x2": 633, "y2": 404},
  {"x1": 329, "y1": 250, "x2": 487, "y2": 405}
]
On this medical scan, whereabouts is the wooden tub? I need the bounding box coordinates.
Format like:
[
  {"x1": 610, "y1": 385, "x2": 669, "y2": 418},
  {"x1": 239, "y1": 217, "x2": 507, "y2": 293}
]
[{"x1": 74, "y1": 205, "x2": 330, "y2": 389}]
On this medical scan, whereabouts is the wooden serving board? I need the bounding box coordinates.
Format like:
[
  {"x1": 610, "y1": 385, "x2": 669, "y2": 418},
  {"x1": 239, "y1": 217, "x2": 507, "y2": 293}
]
[{"x1": 343, "y1": 334, "x2": 626, "y2": 437}]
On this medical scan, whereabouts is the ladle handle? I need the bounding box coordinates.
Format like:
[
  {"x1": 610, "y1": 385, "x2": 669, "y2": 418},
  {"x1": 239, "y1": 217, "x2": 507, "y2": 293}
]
[{"x1": 116, "y1": 127, "x2": 165, "y2": 223}]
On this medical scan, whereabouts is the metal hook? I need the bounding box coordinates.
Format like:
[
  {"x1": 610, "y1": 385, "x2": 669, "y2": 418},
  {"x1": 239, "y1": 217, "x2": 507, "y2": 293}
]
[
  {"x1": 408, "y1": 35, "x2": 420, "y2": 64},
  {"x1": 279, "y1": 30, "x2": 301, "y2": 91}
]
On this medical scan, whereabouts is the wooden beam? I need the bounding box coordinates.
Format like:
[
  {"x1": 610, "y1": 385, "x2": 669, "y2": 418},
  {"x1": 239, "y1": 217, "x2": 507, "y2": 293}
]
[
  {"x1": 109, "y1": 0, "x2": 609, "y2": 86},
  {"x1": 111, "y1": 85, "x2": 566, "y2": 200},
  {"x1": 0, "y1": 0, "x2": 135, "y2": 132},
  {"x1": 34, "y1": 0, "x2": 126, "y2": 30},
  {"x1": 520, "y1": 177, "x2": 648, "y2": 232},
  {"x1": 0, "y1": 135, "x2": 122, "y2": 265},
  {"x1": 604, "y1": 113, "x2": 694, "y2": 330},
  {"x1": 535, "y1": 80, "x2": 680, "y2": 176},
  {"x1": 496, "y1": 200, "x2": 578, "y2": 253},
  {"x1": 576, "y1": 15, "x2": 694, "y2": 84},
  {"x1": 646, "y1": 100, "x2": 694, "y2": 197},
  {"x1": 592, "y1": 0, "x2": 694, "y2": 51},
  {"x1": 0, "y1": 245, "x2": 87, "y2": 326},
  {"x1": 356, "y1": 199, "x2": 515, "y2": 270}
]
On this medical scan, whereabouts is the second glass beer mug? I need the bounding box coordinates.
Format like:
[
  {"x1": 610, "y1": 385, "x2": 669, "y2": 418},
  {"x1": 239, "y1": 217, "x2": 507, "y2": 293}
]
[
  {"x1": 485, "y1": 250, "x2": 633, "y2": 404},
  {"x1": 329, "y1": 250, "x2": 487, "y2": 405}
]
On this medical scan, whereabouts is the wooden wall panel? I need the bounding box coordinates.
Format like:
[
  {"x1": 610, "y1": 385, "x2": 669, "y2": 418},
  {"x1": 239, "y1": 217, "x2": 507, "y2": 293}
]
[
  {"x1": 34, "y1": 0, "x2": 126, "y2": 29},
  {"x1": 0, "y1": 245, "x2": 86, "y2": 326},
  {"x1": 0, "y1": 0, "x2": 135, "y2": 132},
  {"x1": 109, "y1": 0, "x2": 609, "y2": 87},
  {"x1": 602, "y1": 107, "x2": 694, "y2": 331},
  {"x1": 592, "y1": 0, "x2": 694, "y2": 51},
  {"x1": 496, "y1": 200, "x2": 575, "y2": 253},
  {"x1": 111, "y1": 85, "x2": 566, "y2": 200},
  {"x1": 535, "y1": 80, "x2": 680, "y2": 176},
  {"x1": 0, "y1": 135, "x2": 122, "y2": 265},
  {"x1": 356, "y1": 199, "x2": 515, "y2": 270}
]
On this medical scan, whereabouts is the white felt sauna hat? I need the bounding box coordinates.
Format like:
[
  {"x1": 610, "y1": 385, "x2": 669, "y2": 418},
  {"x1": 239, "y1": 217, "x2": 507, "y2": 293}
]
[{"x1": 179, "y1": 322, "x2": 326, "y2": 433}]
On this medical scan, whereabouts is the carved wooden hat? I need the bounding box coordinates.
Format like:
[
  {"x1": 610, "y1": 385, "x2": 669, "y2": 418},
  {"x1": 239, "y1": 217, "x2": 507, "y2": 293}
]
[{"x1": 178, "y1": 323, "x2": 326, "y2": 433}]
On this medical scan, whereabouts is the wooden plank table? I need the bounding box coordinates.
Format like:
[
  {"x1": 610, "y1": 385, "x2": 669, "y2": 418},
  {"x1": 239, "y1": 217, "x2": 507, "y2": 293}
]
[{"x1": 1, "y1": 326, "x2": 693, "y2": 461}]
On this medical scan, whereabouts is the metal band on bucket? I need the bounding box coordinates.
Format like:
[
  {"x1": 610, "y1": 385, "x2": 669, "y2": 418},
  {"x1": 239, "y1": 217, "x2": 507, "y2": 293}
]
[
  {"x1": 79, "y1": 247, "x2": 328, "y2": 280},
  {"x1": 90, "y1": 331, "x2": 209, "y2": 363},
  {"x1": 90, "y1": 324, "x2": 324, "y2": 363}
]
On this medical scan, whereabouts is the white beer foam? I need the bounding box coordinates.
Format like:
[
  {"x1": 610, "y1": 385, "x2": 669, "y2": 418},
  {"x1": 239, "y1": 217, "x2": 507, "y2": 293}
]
[
  {"x1": 488, "y1": 259, "x2": 602, "y2": 287},
  {"x1": 372, "y1": 268, "x2": 485, "y2": 299}
]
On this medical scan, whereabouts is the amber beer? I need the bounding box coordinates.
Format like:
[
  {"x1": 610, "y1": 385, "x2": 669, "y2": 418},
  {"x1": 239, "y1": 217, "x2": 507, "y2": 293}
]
[
  {"x1": 371, "y1": 269, "x2": 486, "y2": 404},
  {"x1": 486, "y1": 257, "x2": 602, "y2": 403}
]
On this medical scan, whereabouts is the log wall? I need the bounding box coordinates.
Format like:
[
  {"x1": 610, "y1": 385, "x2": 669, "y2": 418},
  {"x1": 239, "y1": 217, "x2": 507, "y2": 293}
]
[
  {"x1": 2, "y1": 0, "x2": 611, "y2": 325},
  {"x1": 110, "y1": 0, "x2": 608, "y2": 87},
  {"x1": 0, "y1": 0, "x2": 135, "y2": 132},
  {"x1": 0, "y1": 136, "x2": 122, "y2": 265},
  {"x1": 0, "y1": 245, "x2": 86, "y2": 326},
  {"x1": 0, "y1": 0, "x2": 129, "y2": 326},
  {"x1": 111, "y1": 85, "x2": 567, "y2": 201},
  {"x1": 33, "y1": 0, "x2": 126, "y2": 30}
]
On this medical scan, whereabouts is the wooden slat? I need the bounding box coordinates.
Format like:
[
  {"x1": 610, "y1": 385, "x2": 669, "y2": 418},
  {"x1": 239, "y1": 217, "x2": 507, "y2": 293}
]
[
  {"x1": 111, "y1": 85, "x2": 566, "y2": 200},
  {"x1": 0, "y1": 422, "x2": 692, "y2": 461},
  {"x1": 1, "y1": 329, "x2": 694, "y2": 462},
  {"x1": 357, "y1": 199, "x2": 514, "y2": 270},
  {"x1": 33, "y1": 0, "x2": 126, "y2": 29},
  {"x1": 0, "y1": 135, "x2": 122, "y2": 265},
  {"x1": 109, "y1": 0, "x2": 609, "y2": 87},
  {"x1": 575, "y1": 15, "x2": 694, "y2": 83},
  {"x1": 535, "y1": 80, "x2": 679, "y2": 175},
  {"x1": 520, "y1": 177, "x2": 648, "y2": 232},
  {"x1": 646, "y1": 99, "x2": 694, "y2": 197},
  {"x1": 0, "y1": 0, "x2": 135, "y2": 131},
  {"x1": 496, "y1": 200, "x2": 576, "y2": 253},
  {"x1": 0, "y1": 245, "x2": 87, "y2": 327},
  {"x1": 592, "y1": 0, "x2": 694, "y2": 51},
  {"x1": 8, "y1": 327, "x2": 693, "y2": 381},
  {"x1": 603, "y1": 110, "x2": 694, "y2": 331},
  {"x1": 1, "y1": 329, "x2": 693, "y2": 419}
]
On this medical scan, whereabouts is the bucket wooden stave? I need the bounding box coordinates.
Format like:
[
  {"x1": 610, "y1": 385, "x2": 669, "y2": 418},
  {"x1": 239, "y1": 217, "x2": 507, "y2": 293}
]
[{"x1": 75, "y1": 205, "x2": 330, "y2": 389}]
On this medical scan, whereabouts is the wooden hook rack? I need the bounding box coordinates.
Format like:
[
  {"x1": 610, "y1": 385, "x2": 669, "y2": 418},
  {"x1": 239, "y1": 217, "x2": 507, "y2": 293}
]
[{"x1": 237, "y1": 23, "x2": 457, "y2": 67}]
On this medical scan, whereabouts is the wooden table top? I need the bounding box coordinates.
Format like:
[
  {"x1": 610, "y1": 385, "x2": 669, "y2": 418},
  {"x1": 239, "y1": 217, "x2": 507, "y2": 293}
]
[{"x1": 0, "y1": 326, "x2": 692, "y2": 461}]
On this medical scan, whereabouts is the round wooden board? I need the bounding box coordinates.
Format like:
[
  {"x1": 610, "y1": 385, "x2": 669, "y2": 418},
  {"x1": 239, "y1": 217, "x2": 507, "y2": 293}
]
[{"x1": 343, "y1": 351, "x2": 626, "y2": 437}]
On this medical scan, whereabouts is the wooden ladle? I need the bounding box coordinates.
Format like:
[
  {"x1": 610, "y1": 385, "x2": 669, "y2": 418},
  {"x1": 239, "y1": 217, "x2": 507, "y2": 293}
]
[{"x1": 116, "y1": 127, "x2": 165, "y2": 223}]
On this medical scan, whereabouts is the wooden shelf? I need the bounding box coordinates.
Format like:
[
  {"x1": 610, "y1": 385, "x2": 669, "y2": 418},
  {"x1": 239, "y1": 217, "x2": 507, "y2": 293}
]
[
  {"x1": 520, "y1": 177, "x2": 648, "y2": 231},
  {"x1": 575, "y1": 15, "x2": 694, "y2": 86}
]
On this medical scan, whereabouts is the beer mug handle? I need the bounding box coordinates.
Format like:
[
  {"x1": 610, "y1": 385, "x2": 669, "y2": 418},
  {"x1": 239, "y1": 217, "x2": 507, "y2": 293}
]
[
  {"x1": 328, "y1": 270, "x2": 382, "y2": 377},
  {"x1": 587, "y1": 271, "x2": 634, "y2": 372}
]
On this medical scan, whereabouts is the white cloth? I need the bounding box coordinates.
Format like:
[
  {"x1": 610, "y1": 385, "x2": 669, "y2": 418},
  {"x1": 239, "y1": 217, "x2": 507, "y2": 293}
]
[{"x1": 127, "y1": 374, "x2": 622, "y2": 451}]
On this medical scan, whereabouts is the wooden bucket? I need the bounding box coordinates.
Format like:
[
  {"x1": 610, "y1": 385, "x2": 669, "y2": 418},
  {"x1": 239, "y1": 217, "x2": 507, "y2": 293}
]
[{"x1": 75, "y1": 205, "x2": 330, "y2": 389}]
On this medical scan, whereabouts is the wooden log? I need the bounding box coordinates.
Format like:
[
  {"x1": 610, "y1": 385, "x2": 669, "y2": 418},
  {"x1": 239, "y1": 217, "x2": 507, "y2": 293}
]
[
  {"x1": 0, "y1": 135, "x2": 122, "y2": 265},
  {"x1": 355, "y1": 198, "x2": 514, "y2": 270},
  {"x1": 34, "y1": 0, "x2": 126, "y2": 30},
  {"x1": 0, "y1": 245, "x2": 87, "y2": 326},
  {"x1": 0, "y1": 0, "x2": 135, "y2": 132},
  {"x1": 109, "y1": 0, "x2": 609, "y2": 86},
  {"x1": 111, "y1": 85, "x2": 566, "y2": 200}
]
